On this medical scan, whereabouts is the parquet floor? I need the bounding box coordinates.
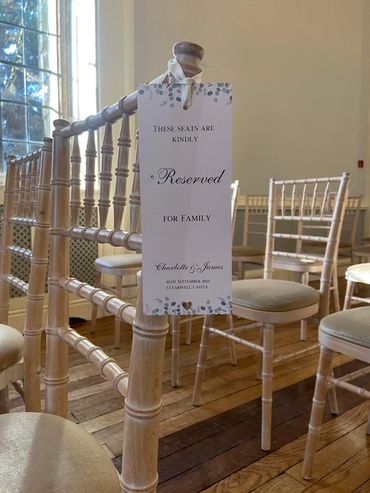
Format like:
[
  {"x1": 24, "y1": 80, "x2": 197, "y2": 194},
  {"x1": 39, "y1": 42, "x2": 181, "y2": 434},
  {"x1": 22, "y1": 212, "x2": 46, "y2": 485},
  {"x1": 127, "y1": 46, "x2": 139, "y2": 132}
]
[{"x1": 9, "y1": 307, "x2": 370, "y2": 492}]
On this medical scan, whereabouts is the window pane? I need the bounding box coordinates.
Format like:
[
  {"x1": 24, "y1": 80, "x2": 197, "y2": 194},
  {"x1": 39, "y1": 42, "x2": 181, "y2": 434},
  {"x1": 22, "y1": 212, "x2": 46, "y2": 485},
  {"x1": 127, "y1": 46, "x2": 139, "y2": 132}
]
[
  {"x1": 26, "y1": 68, "x2": 58, "y2": 107},
  {"x1": 0, "y1": 0, "x2": 23, "y2": 25},
  {"x1": 23, "y1": 0, "x2": 57, "y2": 34},
  {"x1": 1, "y1": 101, "x2": 26, "y2": 139},
  {"x1": 0, "y1": 24, "x2": 23, "y2": 64},
  {"x1": 0, "y1": 140, "x2": 28, "y2": 173},
  {"x1": 27, "y1": 105, "x2": 55, "y2": 141},
  {"x1": 0, "y1": 63, "x2": 25, "y2": 102},
  {"x1": 25, "y1": 30, "x2": 58, "y2": 72},
  {"x1": 27, "y1": 105, "x2": 44, "y2": 141},
  {"x1": 2, "y1": 140, "x2": 28, "y2": 160}
]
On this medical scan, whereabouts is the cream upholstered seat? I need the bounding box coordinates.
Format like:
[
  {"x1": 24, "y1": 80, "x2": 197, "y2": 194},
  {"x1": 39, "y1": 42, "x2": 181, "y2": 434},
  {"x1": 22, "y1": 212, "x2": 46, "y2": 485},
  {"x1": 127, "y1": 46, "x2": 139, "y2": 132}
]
[
  {"x1": 0, "y1": 325, "x2": 23, "y2": 371},
  {"x1": 95, "y1": 253, "x2": 142, "y2": 273},
  {"x1": 232, "y1": 279, "x2": 319, "y2": 313},
  {"x1": 343, "y1": 263, "x2": 370, "y2": 310},
  {"x1": 0, "y1": 325, "x2": 24, "y2": 413},
  {"x1": 0, "y1": 413, "x2": 120, "y2": 492},
  {"x1": 193, "y1": 174, "x2": 350, "y2": 452},
  {"x1": 345, "y1": 262, "x2": 370, "y2": 284},
  {"x1": 302, "y1": 306, "x2": 370, "y2": 479},
  {"x1": 320, "y1": 306, "x2": 370, "y2": 348}
]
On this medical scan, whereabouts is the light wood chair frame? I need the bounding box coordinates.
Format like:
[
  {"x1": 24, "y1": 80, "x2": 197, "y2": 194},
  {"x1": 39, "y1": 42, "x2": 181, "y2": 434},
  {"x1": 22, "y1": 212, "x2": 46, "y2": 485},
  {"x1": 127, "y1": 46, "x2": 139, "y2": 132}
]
[
  {"x1": 193, "y1": 174, "x2": 350, "y2": 451},
  {"x1": 0, "y1": 138, "x2": 52, "y2": 412},
  {"x1": 42, "y1": 42, "x2": 203, "y2": 492},
  {"x1": 302, "y1": 323, "x2": 370, "y2": 479}
]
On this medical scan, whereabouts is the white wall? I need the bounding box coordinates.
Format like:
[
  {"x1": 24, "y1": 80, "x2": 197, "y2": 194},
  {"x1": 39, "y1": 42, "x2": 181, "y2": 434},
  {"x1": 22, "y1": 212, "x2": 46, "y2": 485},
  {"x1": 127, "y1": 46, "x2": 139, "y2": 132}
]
[{"x1": 132, "y1": 0, "x2": 370, "y2": 198}]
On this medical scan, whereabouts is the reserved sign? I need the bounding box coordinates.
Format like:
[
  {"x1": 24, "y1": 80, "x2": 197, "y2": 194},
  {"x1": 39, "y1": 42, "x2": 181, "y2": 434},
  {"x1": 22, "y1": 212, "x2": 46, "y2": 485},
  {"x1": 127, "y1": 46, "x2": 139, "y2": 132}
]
[{"x1": 138, "y1": 83, "x2": 232, "y2": 316}]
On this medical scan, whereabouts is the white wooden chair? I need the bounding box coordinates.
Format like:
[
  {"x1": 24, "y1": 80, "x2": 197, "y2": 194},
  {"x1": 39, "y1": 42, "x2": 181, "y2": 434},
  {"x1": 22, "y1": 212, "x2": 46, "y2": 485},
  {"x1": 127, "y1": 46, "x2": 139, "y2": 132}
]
[
  {"x1": 193, "y1": 174, "x2": 350, "y2": 451},
  {"x1": 0, "y1": 41, "x2": 203, "y2": 493},
  {"x1": 302, "y1": 305, "x2": 370, "y2": 479},
  {"x1": 302, "y1": 196, "x2": 361, "y2": 258},
  {"x1": 272, "y1": 194, "x2": 359, "y2": 340},
  {"x1": 0, "y1": 140, "x2": 52, "y2": 413},
  {"x1": 232, "y1": 194, "x2": 267, "y2": 280},
  {"x1": 299, "y1": 195, "x2": 362, "y2": 334},
  {"x1": 343, "y1": 263, "x2": 370, "y2": 309}
]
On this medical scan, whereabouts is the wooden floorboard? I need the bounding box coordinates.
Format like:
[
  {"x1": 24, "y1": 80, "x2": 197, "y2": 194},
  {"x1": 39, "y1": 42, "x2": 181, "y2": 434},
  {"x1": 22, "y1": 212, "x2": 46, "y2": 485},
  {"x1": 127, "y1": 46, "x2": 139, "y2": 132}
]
[{"x1": 8, "y1": 309, "x2": 370, "y2": 492}]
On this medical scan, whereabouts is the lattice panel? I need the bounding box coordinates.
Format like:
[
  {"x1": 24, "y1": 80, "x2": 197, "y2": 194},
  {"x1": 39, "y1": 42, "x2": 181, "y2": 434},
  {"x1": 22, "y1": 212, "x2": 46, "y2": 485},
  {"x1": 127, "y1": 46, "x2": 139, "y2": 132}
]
[
  {"x1": 0, "y1": 206, "x2": 98, "y2": 297},
  {"x1": 70, "y1": 208, "x2": 98, "y2": 287}
]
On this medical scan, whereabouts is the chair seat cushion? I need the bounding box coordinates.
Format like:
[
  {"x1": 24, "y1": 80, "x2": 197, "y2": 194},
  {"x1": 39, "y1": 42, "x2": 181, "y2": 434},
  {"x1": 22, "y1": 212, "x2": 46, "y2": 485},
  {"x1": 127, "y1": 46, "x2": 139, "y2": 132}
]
[
  {"x1": 272, "y1": 256, "x2": 324, "y2": 273},
  {"x1": 95, "y1": 253, "x2": 142, "y2": 270},
  {"x1": 0, "y1": 324, "x2": 23, "y2": 372},
  {"x1": 232, "y1": 279, "x2": 320, "y2": 312},
  {"x1": 320, "y1": 306, "x2": 370, "y2": 349},
  {"x1": 346, "y1": 263, "x2": 370, "y2": 284},
  {"x1": 0, "y1": 412, "x2": 120, "y2": 492},
  {"x1": 232, "y1": 245, "x2": 264, "y2": 258}
]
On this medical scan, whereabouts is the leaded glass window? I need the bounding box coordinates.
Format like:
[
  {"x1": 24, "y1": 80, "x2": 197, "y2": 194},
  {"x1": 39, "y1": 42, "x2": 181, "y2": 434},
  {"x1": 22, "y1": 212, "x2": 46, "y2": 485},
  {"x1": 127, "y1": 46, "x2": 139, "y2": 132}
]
[
  {"x1": 0, "y1": 0, "x2": 97, "y2": 175},
  {"x1": 0, "y1": 0, "x2": 59, "y2": 170}
]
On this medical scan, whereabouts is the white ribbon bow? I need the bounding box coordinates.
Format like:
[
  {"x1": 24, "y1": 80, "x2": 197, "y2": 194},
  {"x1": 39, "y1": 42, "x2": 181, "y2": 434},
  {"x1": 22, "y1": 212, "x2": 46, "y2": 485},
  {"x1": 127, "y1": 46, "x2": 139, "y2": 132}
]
[{"x1": 166, "y1": 58, "x2": 202, "y2": 109}]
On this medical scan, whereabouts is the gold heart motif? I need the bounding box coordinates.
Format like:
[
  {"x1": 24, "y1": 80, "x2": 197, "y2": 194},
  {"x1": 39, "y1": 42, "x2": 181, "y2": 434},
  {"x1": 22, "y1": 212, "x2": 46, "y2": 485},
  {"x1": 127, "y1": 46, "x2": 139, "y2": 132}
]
[{"x1": 181, "y1": 301, "x2": 193, "y2": 310}]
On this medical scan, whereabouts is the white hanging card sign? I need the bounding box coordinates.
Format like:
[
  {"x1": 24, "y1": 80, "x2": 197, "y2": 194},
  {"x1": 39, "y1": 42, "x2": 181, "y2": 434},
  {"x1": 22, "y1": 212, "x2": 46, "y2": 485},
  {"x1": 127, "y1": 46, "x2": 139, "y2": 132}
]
[{"x1": 138, "y1": 82, "x2": 232, "y2": 316}]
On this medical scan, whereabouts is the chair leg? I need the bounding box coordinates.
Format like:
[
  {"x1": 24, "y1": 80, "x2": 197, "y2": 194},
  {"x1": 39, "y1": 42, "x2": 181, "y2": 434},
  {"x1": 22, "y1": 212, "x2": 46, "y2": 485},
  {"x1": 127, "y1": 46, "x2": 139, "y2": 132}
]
[
  {"x1": 328, "y1": 367, "x2": 339, "y2": 415},
  {"x1": 256, "y1": 327, "x2": 263, "y2": 380},
  {"x1": 343, "y1": 279, "x2": 354, "y2": 310},
  {"x1": 0, "y1": 386, "x2": 9, "y2": 414},
  {"x1": 300, "y1": 272, "x2": 309, "y2": 341},
  {"x1": 302, "y1": 345, "x2": 333, "y2": 480},
  {"x1": 227, "y1": 313, "x2": 237, "y2": 365},
  {"x1": 185, "y1": 317, "x2": 192, "y2": 345},
  {"x1": 170, "y1": 315, "x2": 181, "y2": 387},
  {"x1": 120, "y1": 276, "x2": 168, "y2": 493},
  {"x1": 332, "y1": 262, "x2": 340, "y2": 313},
  {"x1": 192, "y1": 315, "x2": 213, "y2": 406},
  {"x1": 114, "y1": 274, "x2": 123, "y2": 348},
  {"x1": 237, "y1": 261, "x2": 244, "y2": 280},
  {"x1": 91, "y1": 270, "x2": 102, "y2": 330},
  {"x1": 261, "y1": 323, "x2": 274, "y2": 451}
]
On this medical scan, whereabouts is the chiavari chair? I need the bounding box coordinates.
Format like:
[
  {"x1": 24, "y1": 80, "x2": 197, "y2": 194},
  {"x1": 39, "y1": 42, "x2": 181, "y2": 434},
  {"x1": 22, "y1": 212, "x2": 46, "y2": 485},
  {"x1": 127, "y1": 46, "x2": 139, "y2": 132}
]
[
  {"x1": 0, "y1": 41, "x2": 203, "y2": 493},
  {"x1": 302, "y1": 307, "x2": 370, "y2": 479},
  {"x1": 193, "y1": 174, "x2": 350, "y2": 452},
  {"x1": 272, "y1": 194, "x2": 359, "y2": 341},
  {"x1": 232, "y1": 194, "x2": 267, "y2": 280},
  {"x1": 0, "y1": 140, "x2": 52, "y2": 413}
]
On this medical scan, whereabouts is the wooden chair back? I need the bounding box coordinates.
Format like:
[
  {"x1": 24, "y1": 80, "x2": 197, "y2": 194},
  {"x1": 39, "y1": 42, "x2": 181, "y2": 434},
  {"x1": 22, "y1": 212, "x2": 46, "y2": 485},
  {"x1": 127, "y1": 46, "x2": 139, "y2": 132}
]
[
  {"x1": 264, "y1": 174, "x2": 350, "y2": 317},
  {"x1": 44, "y1": 41, "x2": 204, "y2": 492},
  {"x1": 242, "y1": 194, "x2": 269, "y2": 249},
  {"x1": 340, "y1": 195, "x2": 361, "y2": 252},
  {"x1": 0, "y1": 138, "x2": 52, "y2": 411},
  {"x1": 301, "y1": 195, "x2": 361, "y2": 256}
]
